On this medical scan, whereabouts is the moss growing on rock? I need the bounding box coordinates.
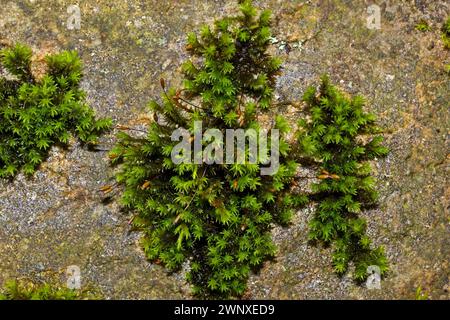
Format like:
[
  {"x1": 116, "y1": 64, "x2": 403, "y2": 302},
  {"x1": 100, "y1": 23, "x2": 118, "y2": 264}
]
[
  {"x1": 441, "y1": 17, "x2": 450, "y2": 49},
  {"x1": 0, "y1": 279, "x2": 96, "y2": 300},
  {"x1": 0, "y1": 44, "x2": 111, "y2": 178},
  {"x1": 415, "y1": 19, "x2": 431, "y2": 32},
  {"x1": 110, "y1": 0, "x2": 307, "y2": 298},
  {"x1": 296, "y1": 75, "x2": 389, "y2": 281}
]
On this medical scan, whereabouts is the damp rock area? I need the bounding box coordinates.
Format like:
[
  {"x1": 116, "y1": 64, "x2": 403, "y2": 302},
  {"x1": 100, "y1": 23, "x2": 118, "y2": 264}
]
[{"x1": 0, "y1": 0, "x2": 448, "y2": 299}]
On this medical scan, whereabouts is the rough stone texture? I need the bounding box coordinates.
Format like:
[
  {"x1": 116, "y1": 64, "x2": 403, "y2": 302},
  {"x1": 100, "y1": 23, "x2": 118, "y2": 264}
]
[{"x1": 0, "y1": 0, "x2": 448, "y2": 299}]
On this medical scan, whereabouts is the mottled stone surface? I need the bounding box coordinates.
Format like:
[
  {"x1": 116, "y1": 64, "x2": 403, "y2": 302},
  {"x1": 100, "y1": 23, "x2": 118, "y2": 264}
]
[{"x1": 0, "y1": 0, "x2": 448, "y2": 299}]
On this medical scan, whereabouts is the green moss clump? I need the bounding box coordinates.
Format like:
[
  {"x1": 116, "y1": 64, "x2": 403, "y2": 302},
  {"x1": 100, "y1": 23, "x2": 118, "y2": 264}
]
[
  {"x1": 414, "y1": 286, "x2": 429, "y2": 300},
  {"x1": 0, "y1": 279, "x2": 95, "y2": 300},
  {"x1": 442, "y1": 17, "x2": 450, "y2": 49},
  {"x1": 296, "y1": 75, "x2": 389, "y2": 281},
  {"x1": 415, "y1": 20, "x2": 431, "y2": 32},
  {"x1": 0, "y1": 44, "x2": 111, "y2": 178},
  {"x1": 110, "y1": 0, "x2": 306, "y2": 298}
]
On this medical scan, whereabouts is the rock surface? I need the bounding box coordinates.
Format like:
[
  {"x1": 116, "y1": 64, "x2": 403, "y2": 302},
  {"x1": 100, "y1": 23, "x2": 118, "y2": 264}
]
[{"x1": 0, "y1": 0, "x2": 448, "y2": 299}]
